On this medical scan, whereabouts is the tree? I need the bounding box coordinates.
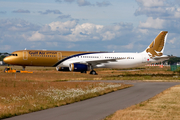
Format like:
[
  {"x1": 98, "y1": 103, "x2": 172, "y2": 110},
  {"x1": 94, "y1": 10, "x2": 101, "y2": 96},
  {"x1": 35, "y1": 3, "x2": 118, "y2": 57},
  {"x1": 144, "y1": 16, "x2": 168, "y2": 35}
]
[
  {"x1": 164, "y1": 57, "x2": 180, "y2": 65},
  {"x1": 0, "y1": 55, "x2": 6, "y2": 61}
]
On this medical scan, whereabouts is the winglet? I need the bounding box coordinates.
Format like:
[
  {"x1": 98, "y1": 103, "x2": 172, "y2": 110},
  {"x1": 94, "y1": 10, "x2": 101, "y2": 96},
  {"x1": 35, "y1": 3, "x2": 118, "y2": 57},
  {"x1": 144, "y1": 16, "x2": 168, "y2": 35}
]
[{"x1": 143, "y1": 31, "x2": 168, "y2": 58}]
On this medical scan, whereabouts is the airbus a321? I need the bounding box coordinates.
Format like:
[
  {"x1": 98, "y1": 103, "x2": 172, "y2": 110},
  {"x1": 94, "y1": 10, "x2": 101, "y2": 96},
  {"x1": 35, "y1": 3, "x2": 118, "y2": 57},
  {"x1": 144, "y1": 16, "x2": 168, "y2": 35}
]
[{"x1": 3, "y1": 31, "x2": 170, "y2": 75}]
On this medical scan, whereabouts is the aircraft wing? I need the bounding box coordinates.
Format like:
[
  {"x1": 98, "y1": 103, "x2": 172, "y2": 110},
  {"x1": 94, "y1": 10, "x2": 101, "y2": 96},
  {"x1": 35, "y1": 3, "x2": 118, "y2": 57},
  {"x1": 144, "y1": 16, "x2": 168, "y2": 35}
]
[
  {"x1": 77, "y1": 58, "x2": 125, "y2": 66},
  {"x1": 153, "y1": 55, "x2": 176, "y2": 60}
]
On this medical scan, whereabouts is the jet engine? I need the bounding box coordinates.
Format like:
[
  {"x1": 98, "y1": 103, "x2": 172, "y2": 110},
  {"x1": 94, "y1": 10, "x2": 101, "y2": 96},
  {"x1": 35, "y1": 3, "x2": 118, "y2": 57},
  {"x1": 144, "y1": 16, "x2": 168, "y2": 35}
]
[
  {"x1": 56, "y1": 67, "x2": 69, "y2": 71},
  {"x1": 69, "y1": 63, "x2": 90, "y2": 72}
]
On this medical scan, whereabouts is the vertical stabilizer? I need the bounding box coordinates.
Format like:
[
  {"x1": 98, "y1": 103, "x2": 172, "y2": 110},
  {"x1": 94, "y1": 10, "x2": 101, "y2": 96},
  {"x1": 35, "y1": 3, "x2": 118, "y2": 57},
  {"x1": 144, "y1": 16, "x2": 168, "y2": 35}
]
[{"x1": 143, "y1": 31, "x2": 168, "y2": 58}]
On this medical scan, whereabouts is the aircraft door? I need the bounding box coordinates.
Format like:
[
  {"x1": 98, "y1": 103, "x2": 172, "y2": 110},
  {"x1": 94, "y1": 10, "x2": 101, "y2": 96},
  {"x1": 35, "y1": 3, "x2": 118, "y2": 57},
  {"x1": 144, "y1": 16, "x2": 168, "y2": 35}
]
[
  {"x1": 57, "y1": 52, "x2": 62, "y2": 61},
  {"x1": 23, "y1": 51, "x2": 28, "y2": 60}
]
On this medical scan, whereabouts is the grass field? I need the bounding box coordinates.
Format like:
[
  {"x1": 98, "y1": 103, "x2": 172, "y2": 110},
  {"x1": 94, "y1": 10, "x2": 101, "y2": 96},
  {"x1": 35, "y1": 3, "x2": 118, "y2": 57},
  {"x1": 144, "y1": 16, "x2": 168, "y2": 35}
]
[
  {"x1": 106, "y1": 85, "x2": 180, "y2": 120},
  {"x1": 0, "y1": 80, "x2": 132, "y2": 119},
  {"x1": 0, "y1": 66, "x2": 180, "y2": 81},
  {"x1": 0, "y1": 65, "x2": 180, "y2": 119},
  {"x1": 0, "y1": 66, "x2": 133, "y2": 119}
]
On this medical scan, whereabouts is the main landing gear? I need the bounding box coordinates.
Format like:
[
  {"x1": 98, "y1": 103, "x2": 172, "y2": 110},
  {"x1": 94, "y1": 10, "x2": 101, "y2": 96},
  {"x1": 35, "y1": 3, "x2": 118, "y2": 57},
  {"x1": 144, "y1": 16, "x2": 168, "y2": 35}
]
[
  {"x1": 79, "y1": 65, "x2": 98, "y2": 75},
  {"x1": 90, "y1": 70, "x2": 97, "y2": 75},
  {"x1": 89, "y1": 65, "x2": 97, "y2": 75},
  {"x1": 80, "y1": 70, "x2": 97, "y2": 75}
]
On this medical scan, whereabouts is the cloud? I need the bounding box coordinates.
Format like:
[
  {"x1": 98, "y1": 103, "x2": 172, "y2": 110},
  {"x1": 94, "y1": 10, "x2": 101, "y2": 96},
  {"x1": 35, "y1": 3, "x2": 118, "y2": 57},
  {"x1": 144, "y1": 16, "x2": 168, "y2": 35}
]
[
  {"x1": 96, "y1": 1, "x2": 111, "y2": 7},
  {"x1": 138, "y1": 17, "x2": 165, "y2": 29},
  {"x1": 69, "y1": 23, "x2": 104, "y2": 41},
  {"x1": 107, "y1": 42, "x2": 134, "y2": 50},
  {"x1": 24, "y1": 21, "x2": 134, "y2": 43},
  {"x1": 136, "y1": 29, "x2": 149, "y2": 34},
  {"x1": 0, "y1": 11, "x2": 6, "y2": 14},
  {"x1": 1, "y1": 18, "x2": 179, "y2": 55},
  {"x1": 56, "y1": 0, "x2": 111, "y2": 7},
  {"x1": 27, "y1": 31, "x2": 45, "y2": 41},
  {"x1": 57, "y1": 15, "x2": 71, "y2": 19},
  {"x1": 136, "y1": 0, "x2": 165, "y2": 7},
  {"x1": 56, "y1": 0, "x2": 75, "y2": 3},
  {"x1": 77, "y1": 0, "x2": 93, "y2": 6},
  {"x1": 67, "y1": 43, "x2": 77, "y2": 48},
  {"x1": 43, "y1": 20, "x2": 77, "y2": 33},
  {"x1": 0, "y1": 19, "x2": 41, "y2": 51},
  {"x1": 175, "y1": 0, "x2": 180, "y2": 6},
  {"x1": 135, "y1": 0, "x2": 180, "y2": 36},
  {"x1": 101, "y1": 31, "x2": 115, "y2": 40},
  {"x1": 38, "y1": 10, "x2": 62, "y2": 14},
  {"x1": 64, "y1": 0, "x2": 75, "y2": 3},
  {"x1": 55, "y1": 0, "x2": 62, "y2": 2},
  {"x1": 0, "y1": 19, "x2": 40, "y2": 32},
  {"x1": 12, "y1": 9, "x2": 30, "y2": 13},
  {"x1": 19, "y1": 20, "x2": 133, "y2": 44},
  {"x1": 168, "y1": 38, "x2": 176, "y2": 44},
  {"x1": 174, "y1": 8, "x2": 180, "y2": 18},
  {"x1": 46, "y1": 42, "x2": 58, "y2": 47},
  {"x1": 135, "y1": 0, "x2": 180, "y2": 19}
]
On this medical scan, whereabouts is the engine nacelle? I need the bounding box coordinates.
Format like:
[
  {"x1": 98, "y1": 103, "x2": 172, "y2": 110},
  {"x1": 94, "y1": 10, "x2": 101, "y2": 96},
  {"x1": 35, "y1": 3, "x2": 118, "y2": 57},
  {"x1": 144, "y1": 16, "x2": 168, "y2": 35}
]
[
  {"x1": 69, "y1": 63, "x2": 90, "y2": 72},
  {"x1": 56, "y1": 67, "x2": 69, "y2": 71}
]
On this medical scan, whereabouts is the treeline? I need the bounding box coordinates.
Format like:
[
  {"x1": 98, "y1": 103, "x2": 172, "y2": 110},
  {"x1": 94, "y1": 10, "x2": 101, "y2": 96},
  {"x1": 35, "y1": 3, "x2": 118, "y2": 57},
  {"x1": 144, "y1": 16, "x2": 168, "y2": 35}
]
[
  {"x1": 0, "y1": 56, "x2": 6, "y2": 61},
  {"x1": 0, "y1": 52, "x2": 9, "y2": 61},
  {"x1": 167, "y1": 57, "x2": 180, "y2": 65}
]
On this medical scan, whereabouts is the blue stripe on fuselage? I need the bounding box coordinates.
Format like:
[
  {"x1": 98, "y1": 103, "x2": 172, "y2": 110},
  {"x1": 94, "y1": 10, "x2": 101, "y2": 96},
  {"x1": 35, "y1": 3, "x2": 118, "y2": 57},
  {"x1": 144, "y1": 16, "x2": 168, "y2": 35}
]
[{"x1": 53, "y1": 52, "x2": 106, "y2": 67}]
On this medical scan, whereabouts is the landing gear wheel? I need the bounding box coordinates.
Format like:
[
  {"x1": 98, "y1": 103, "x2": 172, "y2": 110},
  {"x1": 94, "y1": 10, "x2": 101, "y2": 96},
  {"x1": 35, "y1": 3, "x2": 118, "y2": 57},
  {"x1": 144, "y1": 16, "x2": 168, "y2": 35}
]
[
  {"x1": 90, "y1": 70, "x2": 97, "y2": 75},
  {"x1": 22, "y1": 66, "x2": 26, "y2": 71}
]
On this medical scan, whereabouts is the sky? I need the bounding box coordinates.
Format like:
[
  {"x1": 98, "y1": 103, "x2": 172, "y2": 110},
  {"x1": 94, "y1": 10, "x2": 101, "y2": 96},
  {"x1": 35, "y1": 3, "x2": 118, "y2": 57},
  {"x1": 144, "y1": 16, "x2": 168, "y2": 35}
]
[{"x1": 0, "y1": 0, "x2": 180, "y2": 56}]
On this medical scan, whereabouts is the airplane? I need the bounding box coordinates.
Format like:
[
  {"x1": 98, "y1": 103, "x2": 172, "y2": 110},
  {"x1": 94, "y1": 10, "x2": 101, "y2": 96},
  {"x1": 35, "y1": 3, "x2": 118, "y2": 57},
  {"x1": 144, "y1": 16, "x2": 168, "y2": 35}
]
[{"x1": 3, "y1": 31, "x2": 171, "y2": 75}]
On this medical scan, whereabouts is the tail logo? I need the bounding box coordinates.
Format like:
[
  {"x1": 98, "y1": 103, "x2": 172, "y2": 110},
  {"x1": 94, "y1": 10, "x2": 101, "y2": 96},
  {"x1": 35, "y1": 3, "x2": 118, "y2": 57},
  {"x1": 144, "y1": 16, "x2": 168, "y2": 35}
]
[{"x1": 146, "y1": 31, "x2": 168, "y2": 58}]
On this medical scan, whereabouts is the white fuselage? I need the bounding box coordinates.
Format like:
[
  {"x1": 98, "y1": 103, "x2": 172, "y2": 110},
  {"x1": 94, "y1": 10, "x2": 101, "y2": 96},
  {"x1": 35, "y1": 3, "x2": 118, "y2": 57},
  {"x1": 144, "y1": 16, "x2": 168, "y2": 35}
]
[{"x1": 58, "y1": 52, "x2": 164, "y2": 69}]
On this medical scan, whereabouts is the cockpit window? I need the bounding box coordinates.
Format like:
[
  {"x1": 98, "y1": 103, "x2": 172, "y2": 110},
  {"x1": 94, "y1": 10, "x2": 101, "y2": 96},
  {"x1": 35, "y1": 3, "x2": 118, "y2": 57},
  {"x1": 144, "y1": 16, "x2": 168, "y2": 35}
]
[{"x1": 10, "y1": 54, "x2": 18, "y2": 56}]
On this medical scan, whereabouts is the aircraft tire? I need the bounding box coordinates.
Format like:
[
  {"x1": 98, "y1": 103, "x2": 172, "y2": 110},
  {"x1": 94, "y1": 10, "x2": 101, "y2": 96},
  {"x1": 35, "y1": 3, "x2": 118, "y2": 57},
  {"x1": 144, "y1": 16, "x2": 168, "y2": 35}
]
[{"x1": 90, "y1": 70, "x2": 97, "y2": 75}]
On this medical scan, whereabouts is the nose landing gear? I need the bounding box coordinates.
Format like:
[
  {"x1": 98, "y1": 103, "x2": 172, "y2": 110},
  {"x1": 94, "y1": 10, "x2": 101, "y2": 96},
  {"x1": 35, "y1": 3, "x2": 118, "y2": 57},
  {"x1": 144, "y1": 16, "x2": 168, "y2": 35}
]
[{"x1": 22, "y1": 66, "x2": 26, "y2": 71}]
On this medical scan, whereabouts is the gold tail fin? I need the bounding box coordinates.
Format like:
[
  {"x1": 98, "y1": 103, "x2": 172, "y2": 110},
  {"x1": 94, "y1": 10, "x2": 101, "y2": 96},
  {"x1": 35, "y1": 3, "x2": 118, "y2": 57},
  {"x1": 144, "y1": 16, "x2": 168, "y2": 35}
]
[{"x1": 145, "y1": 31, "x2": 168, "y2": 58}]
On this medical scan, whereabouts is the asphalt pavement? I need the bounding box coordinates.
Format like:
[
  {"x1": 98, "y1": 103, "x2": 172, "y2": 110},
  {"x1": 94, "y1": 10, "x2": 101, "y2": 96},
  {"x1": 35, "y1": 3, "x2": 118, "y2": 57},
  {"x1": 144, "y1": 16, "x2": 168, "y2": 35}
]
[{"x1": 4, "y1": 80, "x2": 179, "y2": 120}]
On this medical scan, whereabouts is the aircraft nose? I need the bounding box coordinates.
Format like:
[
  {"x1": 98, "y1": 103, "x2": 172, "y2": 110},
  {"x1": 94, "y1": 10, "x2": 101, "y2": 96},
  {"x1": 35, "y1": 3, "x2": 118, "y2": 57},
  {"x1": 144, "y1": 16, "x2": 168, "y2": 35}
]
[{"x1": 3, "y1": 57, "x2": 11, "y2": 64}]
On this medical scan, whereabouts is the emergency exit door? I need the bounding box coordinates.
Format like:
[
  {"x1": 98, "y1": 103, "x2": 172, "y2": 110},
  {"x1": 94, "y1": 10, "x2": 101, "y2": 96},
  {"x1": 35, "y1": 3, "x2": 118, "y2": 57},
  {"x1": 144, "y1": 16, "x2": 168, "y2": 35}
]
[
  {"x1": 57, "y1": 52, "x2": 62, "y2": 61},
  {"x1": 23, "y1": 51, "x2": 28, "y2": 60}
]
